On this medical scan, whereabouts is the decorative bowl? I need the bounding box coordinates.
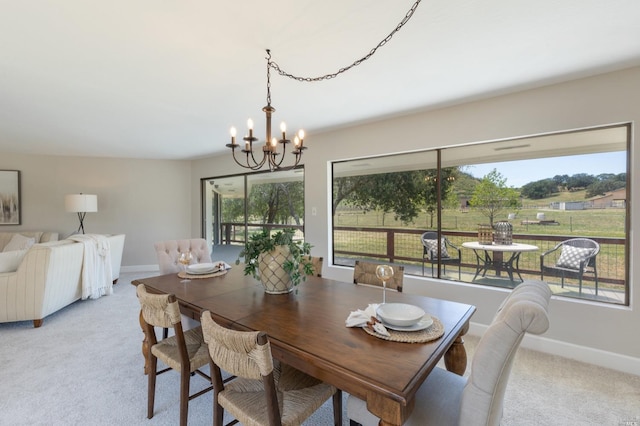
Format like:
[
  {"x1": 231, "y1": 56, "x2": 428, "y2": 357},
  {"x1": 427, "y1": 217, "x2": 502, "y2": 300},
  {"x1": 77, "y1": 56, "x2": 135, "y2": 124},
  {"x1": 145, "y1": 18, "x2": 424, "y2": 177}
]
[{"x1": 377, "y1": 303, "x2": 426, "y2": 327}]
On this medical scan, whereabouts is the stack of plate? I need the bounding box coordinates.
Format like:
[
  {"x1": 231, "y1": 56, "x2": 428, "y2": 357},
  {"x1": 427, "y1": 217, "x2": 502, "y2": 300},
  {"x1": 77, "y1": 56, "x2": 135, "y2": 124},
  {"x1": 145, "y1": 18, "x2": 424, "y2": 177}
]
[
  {"x1": 376, "y1": 303, "x2": 433, "y2": 331},
  {"x1": 186, "y1": 263, "x2": 219, "y2": 275}
]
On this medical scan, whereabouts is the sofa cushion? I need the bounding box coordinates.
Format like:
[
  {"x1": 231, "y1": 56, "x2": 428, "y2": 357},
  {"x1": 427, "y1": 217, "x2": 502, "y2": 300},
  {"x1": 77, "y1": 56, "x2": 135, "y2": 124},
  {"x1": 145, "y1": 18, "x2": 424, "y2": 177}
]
[
  {"x1": 3, "y1": 234, "x2": 36, "y2": 252},
  {"x1": 423, "y1": 238, "x2": 449, "y2": 260},
  {"x1": 0, "y1": 249, "x2": 28, "y2": 272}
]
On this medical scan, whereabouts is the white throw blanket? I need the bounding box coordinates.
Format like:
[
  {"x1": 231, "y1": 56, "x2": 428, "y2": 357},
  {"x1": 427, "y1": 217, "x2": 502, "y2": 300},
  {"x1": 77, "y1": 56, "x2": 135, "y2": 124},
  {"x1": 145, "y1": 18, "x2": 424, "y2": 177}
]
[{"x1": 69, "y1": 234, "x2": 113, "y2": 300}]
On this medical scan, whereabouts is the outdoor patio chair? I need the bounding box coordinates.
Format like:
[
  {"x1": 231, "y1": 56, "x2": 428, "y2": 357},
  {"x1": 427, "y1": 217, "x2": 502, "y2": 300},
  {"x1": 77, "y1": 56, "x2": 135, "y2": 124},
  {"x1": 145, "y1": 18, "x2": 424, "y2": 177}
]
[
  {"x1": 421, "y1": 231, "x2": 462, "y2": 280},
  {"x1": 540, "y1": 238, "x2": 599, "y2": 294},
  {"x1": 353, "y1": 260, "x2": 404, "y2": 292}
]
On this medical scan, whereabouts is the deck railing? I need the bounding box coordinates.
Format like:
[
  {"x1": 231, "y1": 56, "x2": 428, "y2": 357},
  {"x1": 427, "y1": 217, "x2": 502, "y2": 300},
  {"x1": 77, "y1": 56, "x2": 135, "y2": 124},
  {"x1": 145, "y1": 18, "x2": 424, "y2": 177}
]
[
  {"x1": 333, "y1": 226, "x2": 626, "y2": 286},
  {"x1": 219, "y1": 223, "x2": 626, "y2": 287}
]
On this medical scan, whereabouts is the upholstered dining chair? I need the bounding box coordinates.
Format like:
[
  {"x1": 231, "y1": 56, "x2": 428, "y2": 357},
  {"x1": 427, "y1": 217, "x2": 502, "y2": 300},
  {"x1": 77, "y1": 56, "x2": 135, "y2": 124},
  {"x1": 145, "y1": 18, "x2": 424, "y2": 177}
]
[
  {"x1": 136, "y1": 284, "x2": 212, "y2": 426},
  {"x1": 421, "y1": 231, "x2": 462, "y2": 280},
  {"x1": 154, "y1": 238, "x2": 212, "y2": 274},
  {"x1": 347, "y1": 280, "x2": 551, "y2": 426},
  {"x1": 540, "y1": 237, "x2": 599, "y2": 294},
  {"x1": 353, "y1": 260, "x2": 404, "y2": 292},
  {"x1": 200, "y1": 311, "x2": 342, "y2": 426}
]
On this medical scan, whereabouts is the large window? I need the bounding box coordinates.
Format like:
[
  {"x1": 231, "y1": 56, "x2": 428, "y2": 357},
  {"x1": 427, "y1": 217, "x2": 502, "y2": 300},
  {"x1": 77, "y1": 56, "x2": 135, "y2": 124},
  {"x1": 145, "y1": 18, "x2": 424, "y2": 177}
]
[
  {"x1": 332, "y1": 124, "x2": 629, "y2": 305},
  {"x1": 202, "y1": 167, "x2": 306, "y2": 253}
]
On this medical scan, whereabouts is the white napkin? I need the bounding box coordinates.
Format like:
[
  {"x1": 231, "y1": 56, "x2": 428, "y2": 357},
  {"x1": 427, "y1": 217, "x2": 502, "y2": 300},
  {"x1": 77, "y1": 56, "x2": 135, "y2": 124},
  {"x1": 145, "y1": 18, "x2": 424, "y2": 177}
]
[
  {"x1": 345, "y1": 303, "x2": 390, "y2": 337},
  {"x1": 211, "y1": 260, "x2": 232, "y2": 271}
]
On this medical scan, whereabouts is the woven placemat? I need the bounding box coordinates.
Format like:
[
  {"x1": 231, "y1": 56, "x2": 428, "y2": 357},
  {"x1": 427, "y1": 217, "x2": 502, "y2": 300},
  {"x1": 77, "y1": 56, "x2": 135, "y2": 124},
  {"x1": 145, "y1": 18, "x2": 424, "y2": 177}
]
[
  {"x1": 177, "y1": 269, "x2": 228, "y2": 279},
  {"x1": 363, "y1": 316, "x2": 444, "y2": 343}
]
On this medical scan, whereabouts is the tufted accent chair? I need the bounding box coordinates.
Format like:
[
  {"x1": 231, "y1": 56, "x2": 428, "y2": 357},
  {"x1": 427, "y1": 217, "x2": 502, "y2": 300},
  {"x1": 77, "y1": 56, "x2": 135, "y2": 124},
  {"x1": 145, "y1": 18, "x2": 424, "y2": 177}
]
[{"x1": 154, "y1": 239, "x2": 212, "y2": 274}]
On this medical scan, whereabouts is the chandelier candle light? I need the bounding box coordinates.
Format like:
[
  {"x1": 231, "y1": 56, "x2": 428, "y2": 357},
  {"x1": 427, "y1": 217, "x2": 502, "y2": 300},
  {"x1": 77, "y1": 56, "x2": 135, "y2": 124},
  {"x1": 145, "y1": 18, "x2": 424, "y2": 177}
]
[
  {"x1": 227, "y1": 50, "x2": 306, "y2": 171},
  {"x1": 225, "y1": 0, "x2": 422, "y2": 172}
]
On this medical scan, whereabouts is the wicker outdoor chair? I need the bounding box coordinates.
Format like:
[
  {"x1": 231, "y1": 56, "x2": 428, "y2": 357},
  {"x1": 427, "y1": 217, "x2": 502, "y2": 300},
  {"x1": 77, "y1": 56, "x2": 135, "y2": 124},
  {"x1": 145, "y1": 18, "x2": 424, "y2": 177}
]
[
  {"x1": 421, "y1": 231, "x2": 462, "y2": 280},
  {"x1": 540, "y1": 238, "x2": 599, "y2": 294}
]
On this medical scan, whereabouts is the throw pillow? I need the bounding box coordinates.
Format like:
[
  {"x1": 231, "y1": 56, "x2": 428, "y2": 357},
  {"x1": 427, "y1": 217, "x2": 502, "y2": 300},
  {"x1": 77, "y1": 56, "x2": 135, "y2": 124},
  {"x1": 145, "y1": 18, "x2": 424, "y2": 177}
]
[
  {"x1": 3, "y1": 234, "x2": 36, "y2": 252},
  {"x1": 0, "y1": 249, "x2": 28, "y2": 272},
  {"x1": 423, "y1": 238, "x2": 449, "y2": 260},
  {"x1": 557, "y1": 245, "x2": 594, "y2": 270}
]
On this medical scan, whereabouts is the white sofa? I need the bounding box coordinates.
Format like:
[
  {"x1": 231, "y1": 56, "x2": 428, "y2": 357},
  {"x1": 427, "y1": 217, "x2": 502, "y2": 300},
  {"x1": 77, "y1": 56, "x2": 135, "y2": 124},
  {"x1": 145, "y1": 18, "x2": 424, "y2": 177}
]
[{"x1": 0, "y1": 234, "x2": 125, "y2": 327}]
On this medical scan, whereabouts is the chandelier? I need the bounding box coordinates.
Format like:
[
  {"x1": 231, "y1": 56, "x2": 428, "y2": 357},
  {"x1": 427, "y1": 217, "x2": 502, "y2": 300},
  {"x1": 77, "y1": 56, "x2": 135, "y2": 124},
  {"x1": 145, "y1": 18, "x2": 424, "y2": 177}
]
[
  {"x1": 226, "y1": 50, "x2": 305, "y2": 171},
  {"x1": 225, "y1": 0, "x2": 422, "y2": 171}
]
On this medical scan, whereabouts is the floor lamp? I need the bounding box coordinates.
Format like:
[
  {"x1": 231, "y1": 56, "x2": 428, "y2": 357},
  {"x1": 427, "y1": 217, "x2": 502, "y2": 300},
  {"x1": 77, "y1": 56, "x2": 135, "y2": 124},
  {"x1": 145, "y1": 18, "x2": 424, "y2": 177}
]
[{"x1": 65, "y1": 194, "x2": 98, "y2": 234}]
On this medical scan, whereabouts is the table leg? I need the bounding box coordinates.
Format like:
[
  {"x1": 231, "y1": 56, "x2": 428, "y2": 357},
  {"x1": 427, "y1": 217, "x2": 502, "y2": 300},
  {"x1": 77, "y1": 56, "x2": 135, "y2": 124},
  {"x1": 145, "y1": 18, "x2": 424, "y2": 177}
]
[{"x1": 444, "y1": 322, "x2": 469, "y2": 376}]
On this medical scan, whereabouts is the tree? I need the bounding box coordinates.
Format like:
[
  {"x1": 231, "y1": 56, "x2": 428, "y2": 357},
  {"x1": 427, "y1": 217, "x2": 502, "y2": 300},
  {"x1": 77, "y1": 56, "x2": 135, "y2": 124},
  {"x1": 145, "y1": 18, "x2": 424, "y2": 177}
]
[
  {"x1": 249, "y1": 181, "x2": 304, "y2": 226},
  {"x1": 566, "y1": 173, "x2": 597, "y2": 190},
  {"x1": 332, "y1": 168, "x2": 458, "y2": 225},
  {"x1": 520, "y1": 179, "x2": 558, "y2": 199},
  {"x1": 469, "y1": 169, "x2": 520, "y2": 226}
]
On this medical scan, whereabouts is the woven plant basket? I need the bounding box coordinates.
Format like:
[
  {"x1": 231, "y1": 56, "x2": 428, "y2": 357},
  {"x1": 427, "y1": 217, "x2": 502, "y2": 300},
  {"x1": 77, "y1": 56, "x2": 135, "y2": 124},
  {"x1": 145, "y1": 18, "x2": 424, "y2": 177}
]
[{"x1": 258, "y1": 245, "x2": 294, "y2": 294}]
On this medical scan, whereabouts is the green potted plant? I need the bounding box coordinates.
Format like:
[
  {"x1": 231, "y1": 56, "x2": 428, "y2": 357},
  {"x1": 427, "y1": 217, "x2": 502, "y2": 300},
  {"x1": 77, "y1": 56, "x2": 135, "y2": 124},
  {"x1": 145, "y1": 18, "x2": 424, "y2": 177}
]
[{"x1": 236, "y1": 228, "x2": 314, "y2": 294}]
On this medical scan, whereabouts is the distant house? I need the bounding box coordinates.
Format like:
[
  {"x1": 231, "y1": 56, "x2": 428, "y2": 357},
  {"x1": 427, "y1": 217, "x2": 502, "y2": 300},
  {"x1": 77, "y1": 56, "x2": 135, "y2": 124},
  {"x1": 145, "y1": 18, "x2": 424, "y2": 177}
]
[
  {"x1": 548, "y1": 187, "x2": 627, "y2": 210},
  {"x1": 550, "y1": 201, "x2": 586, "y2": 211},
  {"x1": 589, "y1": 187, "x2": 627, "y2": 208}
]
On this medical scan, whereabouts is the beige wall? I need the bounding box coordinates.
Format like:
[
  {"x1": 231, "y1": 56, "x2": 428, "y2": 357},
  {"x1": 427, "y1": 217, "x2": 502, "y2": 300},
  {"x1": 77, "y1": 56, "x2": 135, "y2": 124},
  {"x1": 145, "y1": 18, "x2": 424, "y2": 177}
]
[
  {"x1": 192, "y1": 66, "x2": 640, "y2": 374},
  {"x1": 2, "y1": 66, "x2": 638, "y2": 374},
  {"x1": 0, "y1": 153, "x2": 192, "y2": 268}
]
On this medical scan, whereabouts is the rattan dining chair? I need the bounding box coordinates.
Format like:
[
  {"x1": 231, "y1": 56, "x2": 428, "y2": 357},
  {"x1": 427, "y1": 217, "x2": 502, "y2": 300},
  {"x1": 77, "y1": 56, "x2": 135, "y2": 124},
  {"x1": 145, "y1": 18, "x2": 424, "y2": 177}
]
[
  {"x1": 347, "y1": 280, "x2": 551, "y2": 426},
  {"x1": 201, "y1": 311, "x2": 342, "y2": 426},
  {"x1": 353, "y1": 260, "x2": 404, "y2": 292},
  {"x1": 136, "y1": 284, "x2": 212, "y2": 426}
]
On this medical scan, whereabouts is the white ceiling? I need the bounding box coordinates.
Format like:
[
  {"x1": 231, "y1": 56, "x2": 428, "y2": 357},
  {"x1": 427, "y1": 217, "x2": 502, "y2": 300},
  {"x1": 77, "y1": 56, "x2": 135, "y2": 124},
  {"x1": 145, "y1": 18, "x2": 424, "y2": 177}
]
[{"x1": 1, "y1": 0, "x2": 639, "y2": 160}]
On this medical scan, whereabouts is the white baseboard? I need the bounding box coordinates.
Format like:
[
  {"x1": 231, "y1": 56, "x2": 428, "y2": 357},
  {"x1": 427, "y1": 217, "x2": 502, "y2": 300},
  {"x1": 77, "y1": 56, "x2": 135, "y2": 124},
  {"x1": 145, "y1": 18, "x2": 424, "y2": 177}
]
[{"x1": 468, "y1": 322, "x2": 640, "y2": 377}]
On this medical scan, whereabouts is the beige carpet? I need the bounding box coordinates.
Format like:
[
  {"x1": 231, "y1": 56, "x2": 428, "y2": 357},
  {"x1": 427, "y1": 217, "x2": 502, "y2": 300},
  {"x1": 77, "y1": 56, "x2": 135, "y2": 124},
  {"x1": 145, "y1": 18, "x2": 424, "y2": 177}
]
[{"x1": 0, "y1": 271, "x2": 638, "y2": 425}]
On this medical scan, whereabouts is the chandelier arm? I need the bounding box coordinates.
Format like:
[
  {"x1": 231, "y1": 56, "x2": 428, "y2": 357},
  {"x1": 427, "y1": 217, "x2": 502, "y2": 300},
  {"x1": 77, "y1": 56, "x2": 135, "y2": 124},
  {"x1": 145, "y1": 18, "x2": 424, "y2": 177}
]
[
  {"x1": 249, "y1": 148, "x2": 269, "y2": 170},
  {"x1": 268, "y1": 0, "x2": 422, "y2": 82}
]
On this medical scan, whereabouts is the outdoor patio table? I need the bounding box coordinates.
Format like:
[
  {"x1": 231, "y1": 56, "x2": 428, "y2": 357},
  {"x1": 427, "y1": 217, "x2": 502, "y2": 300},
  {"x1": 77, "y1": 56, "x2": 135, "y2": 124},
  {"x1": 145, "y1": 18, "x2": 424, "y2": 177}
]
[{"x1": 462, "y1": 241, "x2": 538, "y2": 283}]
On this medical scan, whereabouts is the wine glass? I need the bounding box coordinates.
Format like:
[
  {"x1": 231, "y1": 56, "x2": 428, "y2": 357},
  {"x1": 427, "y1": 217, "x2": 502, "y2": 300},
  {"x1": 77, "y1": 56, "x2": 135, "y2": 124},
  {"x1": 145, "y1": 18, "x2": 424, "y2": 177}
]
[
  {"x1": 178, "y1": 251, "x2": 193, "y2": 283},
  {"x1": 375, "y1": 264, "x2": 394, "y2": 304}
]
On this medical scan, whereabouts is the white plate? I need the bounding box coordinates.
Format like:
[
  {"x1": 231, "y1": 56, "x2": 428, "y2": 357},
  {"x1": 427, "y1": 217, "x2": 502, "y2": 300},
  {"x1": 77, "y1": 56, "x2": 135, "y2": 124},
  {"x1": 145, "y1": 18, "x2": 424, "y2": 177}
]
[
  {"x1": 186, "y1": 263, "x2": 218, "y2": 274},
  {"x1": 376, "y1": 303, "x2": 426, "y2": 326},
  {"x1": 381, "y1": 315, "x2": 433, "y2": 332}
]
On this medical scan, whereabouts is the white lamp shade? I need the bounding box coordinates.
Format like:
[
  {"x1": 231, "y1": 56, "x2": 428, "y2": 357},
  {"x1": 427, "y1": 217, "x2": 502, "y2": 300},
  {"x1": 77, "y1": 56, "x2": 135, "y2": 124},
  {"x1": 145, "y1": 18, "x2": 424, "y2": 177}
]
[{"x1": 65, "y1": 194, "x2": 98, "y2": 213}]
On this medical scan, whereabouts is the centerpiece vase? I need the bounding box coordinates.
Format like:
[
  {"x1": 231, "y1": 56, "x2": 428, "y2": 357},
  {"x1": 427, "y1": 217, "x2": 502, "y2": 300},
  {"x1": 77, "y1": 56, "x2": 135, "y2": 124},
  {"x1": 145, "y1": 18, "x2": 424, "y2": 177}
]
[{"x1": 258, "y1": 245, "x2": 294, "y2": 294}]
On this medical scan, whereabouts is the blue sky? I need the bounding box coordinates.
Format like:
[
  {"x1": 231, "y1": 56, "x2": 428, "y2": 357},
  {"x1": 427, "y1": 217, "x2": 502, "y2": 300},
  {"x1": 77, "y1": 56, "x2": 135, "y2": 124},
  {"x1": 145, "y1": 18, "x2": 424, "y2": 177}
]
[{"x1": 464, "y1": 151, "x2": 626, "y2": 188}]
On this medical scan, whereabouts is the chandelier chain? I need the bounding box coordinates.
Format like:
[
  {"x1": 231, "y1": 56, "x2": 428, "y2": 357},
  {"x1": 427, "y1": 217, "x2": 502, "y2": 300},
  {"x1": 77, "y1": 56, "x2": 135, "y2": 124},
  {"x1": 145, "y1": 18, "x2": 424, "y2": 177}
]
[{"x1": 268, "y1": 0, "x2": 422, "y2": 82}]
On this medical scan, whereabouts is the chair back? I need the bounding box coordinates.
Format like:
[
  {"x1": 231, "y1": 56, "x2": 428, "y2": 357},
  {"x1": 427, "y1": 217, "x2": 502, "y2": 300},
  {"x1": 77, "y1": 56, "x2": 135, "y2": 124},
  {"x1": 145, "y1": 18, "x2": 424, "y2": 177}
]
[
  {"x1": 309, "y1": 256, "x2": 323, "y2": 277},
  {"x1": 421, "y1": 231, "x2": 450, "y2": 260},
  {"x1": 353, "y1": 260, "x2": 404, "y2": 292},
  {"x1": 558, "y1": 238, "x2": 600, "y2": 268},
  {"x1": 154, "y1": 238, "x2": 212, "y2": 274},
  {"x1": 201, "y1": 312, "x2": 283, "y2": 425},
  {"x1": 136, "y1": 284, "x2": 182, "y2": 329},
  {"x1": 301, "y1": 256, "x2": 323, "y2": 277},
  {"x1": 459, "y1": 280, "x2": 551, "y2": 426},
  {"x1": 201, "y1": 311, "x2": 273, "y2": 380}
]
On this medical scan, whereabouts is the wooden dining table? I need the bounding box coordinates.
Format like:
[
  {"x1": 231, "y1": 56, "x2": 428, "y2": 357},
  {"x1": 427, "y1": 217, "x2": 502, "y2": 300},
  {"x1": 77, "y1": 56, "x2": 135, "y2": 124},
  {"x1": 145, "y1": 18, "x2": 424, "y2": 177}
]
[{"x1": 132, "y1": 266, "x2": 476, "y2": 426}]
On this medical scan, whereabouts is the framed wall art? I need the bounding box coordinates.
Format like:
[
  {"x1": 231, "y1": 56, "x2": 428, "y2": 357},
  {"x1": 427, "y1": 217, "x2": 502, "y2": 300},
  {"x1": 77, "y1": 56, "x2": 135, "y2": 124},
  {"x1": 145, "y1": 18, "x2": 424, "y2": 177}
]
[{"x1": 0, "y1": 170, "x2": 21, "y2": 225}]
